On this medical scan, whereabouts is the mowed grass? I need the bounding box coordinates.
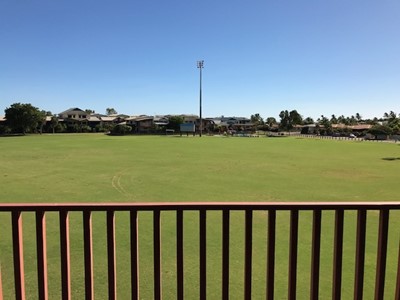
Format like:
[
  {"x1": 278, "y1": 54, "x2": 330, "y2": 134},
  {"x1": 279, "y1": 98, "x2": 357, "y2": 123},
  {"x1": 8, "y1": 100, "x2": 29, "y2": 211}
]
[{"x1": 0, "y1": 134, "x2": 399, "y2": 299}]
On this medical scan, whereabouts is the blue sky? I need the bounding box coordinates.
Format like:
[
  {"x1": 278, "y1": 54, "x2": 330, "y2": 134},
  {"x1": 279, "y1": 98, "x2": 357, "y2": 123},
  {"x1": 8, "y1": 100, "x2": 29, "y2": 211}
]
[{"x1": 1, "y1": 0, "x2": 399, "y2": 120}]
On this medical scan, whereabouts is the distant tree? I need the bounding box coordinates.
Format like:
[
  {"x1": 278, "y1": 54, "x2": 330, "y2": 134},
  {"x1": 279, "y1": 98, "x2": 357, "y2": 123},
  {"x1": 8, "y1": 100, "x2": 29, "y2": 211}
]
[
  {"x1": 265, "y1": 117, "x2": 277, "y2": 127},
  {"x1": 5, "y1": 103, "x2": 43, "y2": 134},
  {"x1": 318, "y1": 115, "x2": 332, "y2": 135},
  {"x1": 330, "y1": 114, "x2": 338, "y2": 124},
  {"x1": 347, "y1": 115, "x2": 357, "y2": 125},
  {"x1": 355, "y1": 113, "x2": 362, "y2": 122},
  {"x1": 383, "y1": 111, "x2": 399, "y2": 126},
  {"x1": 337, "y1": 115, "x2": 346, "y2": 124},
  {"x1": 110, "y1": 124, "x2": 132, "y2": 135},
  {"x1": 0, "y1": 124, "x2": 11, "y2": 135},
  {"x1": 167, "y1": 115, "x2": 184, "y2": 131},
  {"x1": 250, "y1": 113, "x2": 264, "y2": 130},
  {"x1": 106, "y1": 108, "x2": 117, "y2": 115},
  {"x1": 289, "y1": 110, "x2": 302, "y2": 126},
  {"x1": 85, "y1": 109, "x2": 95, "y2": 114},
  {"x1": 368, "y1": 124, "x2": 392, "y2": 136},
  {"x1": 50, "y1": 115, "x2": 59, "y2": 133},
  {"x1": 279, "y1": 110, "x2": 291, "y2": 131},
  {"x1": 38, "y1": 110, "x2": 48, "y2": 134},
  {"x1": 392, "y1": 124, "x2": 400, "y2": 135},
  {"x1": 371, "y1": 117, "x2": 379, "y2": 125},
  {"x1": 303, "y1": 117, "x2": 314, "y2": 125},
  {"x1": 279, "y1": 110, "x2": 303, "y2": 131}
]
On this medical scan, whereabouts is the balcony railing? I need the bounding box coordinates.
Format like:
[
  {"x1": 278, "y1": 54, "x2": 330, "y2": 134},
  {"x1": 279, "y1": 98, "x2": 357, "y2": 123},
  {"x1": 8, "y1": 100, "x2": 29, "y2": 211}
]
[{"x1": 0, "y1": 202, "x2": 399, "y2": 300}]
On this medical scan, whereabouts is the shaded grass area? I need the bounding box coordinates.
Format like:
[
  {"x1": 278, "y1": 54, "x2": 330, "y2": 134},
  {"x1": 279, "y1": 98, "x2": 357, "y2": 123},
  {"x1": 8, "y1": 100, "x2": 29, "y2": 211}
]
[{"x1": 0, "y1": 134, "x2": 399, "y2": 299}]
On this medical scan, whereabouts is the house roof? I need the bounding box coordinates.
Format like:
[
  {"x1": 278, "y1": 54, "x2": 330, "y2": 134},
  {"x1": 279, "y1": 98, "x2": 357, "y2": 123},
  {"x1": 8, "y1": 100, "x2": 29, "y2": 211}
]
[
  {"x1": 108, "y1": 114, "x2": 129, "y2": 118},
  {"x1": 331, "y1": 124, "x2": 347, "y2": 129},
  {"x1": 100, "y1": 116, "x2": 116, "y2": 122},
  {"x1": 351, "y1": 124, "x2": 372, "y2": 130},
  {"x1": 59, "y1": 108, "x2": 85, "y2": 115},
  {"x1": 88, "y1": 116, "x2": 101, "y2": 122},
  {"x1": 127, "y1": 116, "x2": 154, "y2": 122}
]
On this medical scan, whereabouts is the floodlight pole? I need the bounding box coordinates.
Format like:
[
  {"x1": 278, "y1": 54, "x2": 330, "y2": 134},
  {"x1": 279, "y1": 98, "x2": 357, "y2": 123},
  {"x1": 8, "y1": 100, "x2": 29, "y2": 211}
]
[{"x1": 197, "y1": 60, "x2": 204, "y2": 137}]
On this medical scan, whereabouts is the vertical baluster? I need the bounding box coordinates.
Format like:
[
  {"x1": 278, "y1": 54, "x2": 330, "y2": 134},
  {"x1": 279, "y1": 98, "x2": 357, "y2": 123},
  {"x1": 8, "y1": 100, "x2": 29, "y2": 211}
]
[
  {"x1": 199, "y1": 209, "x2": 206, "y2": 300},
  {"x1": 332, "y1": 209, "x2": 344, "y2": 300},
  {"x1": 36, "y1": 211, "x2": 48, "y2": 300},
  {"x1": 60, "y1": 211, "x2": 71, "y2": 300},
  {"x1": 310, "y1": 209, "x2": 321, "y2": 300},
  {"x1": 244, "y1": 209, "x2": 253, "y2": 300},
  {"x1": 222, "y1": 210, "x2": 230, "y2": 300},
  {"x1": 12, "y1": 211, "x2": 25, "y2": 300},
  {"x1": 130, "y1": 210, "x2": 139, "y2": 300},
  {"x1": 267, "y1": 210, "x2": 276, "y2": 300},
  {"x1": 395, "y1": 240, "x2": 400, "y2": 300},
  {"x1": 153, "y1": 210, "x2": 161, "y2": 300},
  {"x1": 176, "y1": 210, "x2": 184, "y2": 300},
  {"x1": 374, "y1": 209, "x2": 389, "y2": 300},
  {"x1": 83, "y1": 211, "x2": 94, "y2": 300},
  {"x1": 288, "y1": 210, "x2": 298, "y2": 300},
  {"x1": 107, "y1": 210, "x2": 117, "y2": 300},
  {"x1": 354, "y1": 209, "x2": 367, "y2": 300}
]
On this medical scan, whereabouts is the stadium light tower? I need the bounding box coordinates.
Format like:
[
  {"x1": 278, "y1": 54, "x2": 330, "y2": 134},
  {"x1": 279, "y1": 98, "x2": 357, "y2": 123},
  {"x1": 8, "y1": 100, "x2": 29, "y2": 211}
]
[{"x1": 197, "y1": 60, "x2": 204, "y2": 137}]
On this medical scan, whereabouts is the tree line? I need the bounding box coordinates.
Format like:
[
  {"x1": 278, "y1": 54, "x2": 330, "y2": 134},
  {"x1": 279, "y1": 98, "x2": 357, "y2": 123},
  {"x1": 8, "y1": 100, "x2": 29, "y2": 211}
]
[
  {"x1": 252, "y1": 109, "x2": 400, "y2": 136},
  {"x1": 0, "y1": 103, "x2": 120, "y2": 135},
  {"x1": 1, "y1": 102, "x2": 399, "y2": 136}
]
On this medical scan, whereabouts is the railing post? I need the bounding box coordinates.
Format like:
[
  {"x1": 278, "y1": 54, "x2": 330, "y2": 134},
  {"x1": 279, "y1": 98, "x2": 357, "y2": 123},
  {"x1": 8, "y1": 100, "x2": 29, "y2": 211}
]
[
  {"x1": 267, "y1": 210, "x2": 276, "y2": 300},
  {"x1": 83, "y1": 211, "x2": 94, "y2": 300},
  {"x1": 199, "y1": 209, "x2": 207, "y2": 300},
  {"x1": 222, "y1": 209, "x2": 230, "y2": 300},
  {"x1": 36, "y1": 211, "x2": 48, "y2": 300},
  {"x1": 288, "y1": 209, "x2": 299, "y2": 300},
  {"x1": 244, "y1": 209, "x2": 253, "y2": 300},
  {"x1": 60, "y1": 211, "x2": 71, "y2": 300},
  {"x1": 310, "y1": 209, "x2": 321, "y2": 300},
  {"x1": 354, "y1": 209, "x2": 367, "y2": 300},
  {"x1": 332, "y1": 209, "x2": 344, "y2": 300},
  {"x1": 177, "y1": 210, "x2": 184, "y2": 300},
  {"x1": 395, "y1": 240, "x2": 400, "y2": 300},
  {"x1": 374, "y1": 209, "x2": 389, "y2": 300},
  {"x1": 107, "y1": 210, "x2": 117, "y2": 300},
  {"x1": 130, "y1": 210, "x2": 139, "y2": 300},
  {"x1": 153, "y1": 210, "x2": 162, "y2": 300},
  {"x1": 12, "y1": 211, "x2": 25, "y2": 300}
]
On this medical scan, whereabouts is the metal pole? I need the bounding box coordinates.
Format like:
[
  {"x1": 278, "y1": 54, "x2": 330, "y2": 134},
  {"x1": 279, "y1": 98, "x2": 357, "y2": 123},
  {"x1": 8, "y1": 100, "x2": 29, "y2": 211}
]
[{"x1": 197, "y1": 60, "x2": 204, "y2": 137}]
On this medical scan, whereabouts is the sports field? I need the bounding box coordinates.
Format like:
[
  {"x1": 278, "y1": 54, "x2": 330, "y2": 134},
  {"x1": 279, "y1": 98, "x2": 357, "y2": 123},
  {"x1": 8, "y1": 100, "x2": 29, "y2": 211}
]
[{"x1": 0, "y1": 134, "x2": 399, "y2": 299}]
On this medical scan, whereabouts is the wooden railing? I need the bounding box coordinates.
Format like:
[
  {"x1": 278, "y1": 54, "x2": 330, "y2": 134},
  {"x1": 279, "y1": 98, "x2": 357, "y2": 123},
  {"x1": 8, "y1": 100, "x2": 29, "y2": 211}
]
[{"x1": 0, "y1": 202, "x2": 399, "y2": 300}]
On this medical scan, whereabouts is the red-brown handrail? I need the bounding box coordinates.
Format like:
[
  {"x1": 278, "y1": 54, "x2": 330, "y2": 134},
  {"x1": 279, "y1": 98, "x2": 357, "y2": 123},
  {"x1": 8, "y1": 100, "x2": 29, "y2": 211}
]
[{"x1": 0, "y1": 202, "x2": 399, "y2": 300}]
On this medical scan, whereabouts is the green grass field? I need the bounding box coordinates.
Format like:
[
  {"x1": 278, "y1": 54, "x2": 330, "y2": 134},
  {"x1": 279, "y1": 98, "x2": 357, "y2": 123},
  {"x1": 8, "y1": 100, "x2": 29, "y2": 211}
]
[{"x1": 0, "y1": 134, "x2": 399, "y2": 299}]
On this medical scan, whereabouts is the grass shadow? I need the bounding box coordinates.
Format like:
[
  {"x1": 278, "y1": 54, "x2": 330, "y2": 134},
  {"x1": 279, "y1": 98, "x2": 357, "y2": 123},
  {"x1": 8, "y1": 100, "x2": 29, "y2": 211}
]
[
  {"x1": 0, "y1": 134, "x2": 25, "y2": 138},
  {"x1": 382, "y1": 157, "x2": 400, "y2": 161}
]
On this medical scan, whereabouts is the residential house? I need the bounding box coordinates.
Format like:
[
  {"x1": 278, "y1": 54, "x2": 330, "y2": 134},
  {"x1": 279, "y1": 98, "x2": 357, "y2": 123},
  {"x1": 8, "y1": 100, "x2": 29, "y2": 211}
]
[
  {"x1": 209, "y1": 116, "x2": 253, "y2": 132},
  {"x1": 153, "y1": 115, "x2": 169, "y2": 126},
  {"x1": 58, "y1": 108, "x2": 89, "y2": 131},
  {"x1": 126, "y1": 115, "x2": 154, "y2": 133},
  {"x1": 59, "y1": 108, "x2": 88, "y2": 120}
]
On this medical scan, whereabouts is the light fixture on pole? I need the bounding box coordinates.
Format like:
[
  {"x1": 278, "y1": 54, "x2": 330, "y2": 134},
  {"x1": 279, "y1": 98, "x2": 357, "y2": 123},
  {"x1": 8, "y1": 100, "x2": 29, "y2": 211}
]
[{"x1": 197, "y1": 60, "x2": 204, "y2": 137}]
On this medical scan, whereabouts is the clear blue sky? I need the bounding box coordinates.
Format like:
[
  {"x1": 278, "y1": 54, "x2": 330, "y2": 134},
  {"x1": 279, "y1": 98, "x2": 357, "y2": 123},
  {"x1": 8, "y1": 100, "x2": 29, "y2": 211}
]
[{"x1": 1, "y1": 0, "x2": 399, "y2": 120}]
